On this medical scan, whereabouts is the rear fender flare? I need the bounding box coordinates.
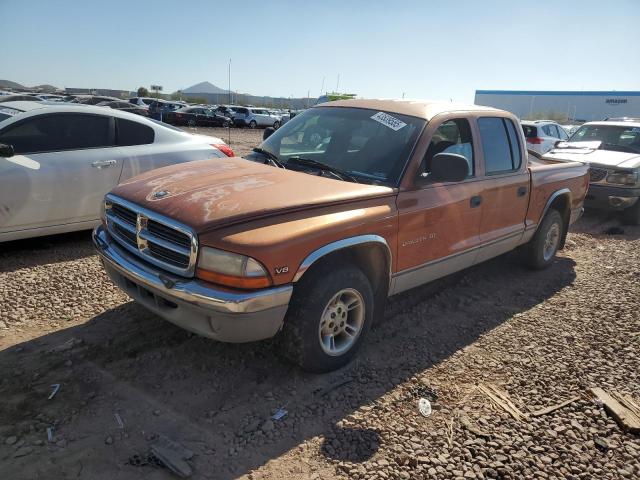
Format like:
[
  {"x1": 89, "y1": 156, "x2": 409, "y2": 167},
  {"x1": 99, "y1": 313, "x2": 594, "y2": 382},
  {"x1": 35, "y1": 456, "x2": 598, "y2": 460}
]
[{"x1": 537, "y1": 188, "x2": 572, "y2": 247}]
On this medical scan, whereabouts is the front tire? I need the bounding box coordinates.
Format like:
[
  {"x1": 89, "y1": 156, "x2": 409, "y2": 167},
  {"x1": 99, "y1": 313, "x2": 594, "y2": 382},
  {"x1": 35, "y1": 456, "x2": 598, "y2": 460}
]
[
  {"x1": 521, "y1": 209, "x2": 564, "y2": 270},
  {"x1": 279, "y1": 264, "x2": 374, "y2": 373},
  {"x1": 273, "y1": 121, "x2": 280, "y2": 129},
  {"x1": 249, "y1": 120, "x2": 257, "y2": 129}
]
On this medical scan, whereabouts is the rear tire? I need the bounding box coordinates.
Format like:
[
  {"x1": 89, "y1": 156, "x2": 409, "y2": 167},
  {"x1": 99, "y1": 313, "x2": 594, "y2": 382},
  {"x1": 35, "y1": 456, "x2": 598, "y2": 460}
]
[
  {"x1": 622, "y1": 199, "x2": 640, "y2": 225},
  {"x1": 273, "y1": 121, "x2": 280, "y2": 129},
  {"x1": 249, "y1": 120, "x2": 257, "y2": 129},
  {"x1": 187, "y1": 119, "x2": 196, "y2": 127},
  {"x1": 521, "y1": 209, "x2": 564, "y2": 270},
  {"x1": 278, "y1": 264, "x2": 374, "y2": 373}
]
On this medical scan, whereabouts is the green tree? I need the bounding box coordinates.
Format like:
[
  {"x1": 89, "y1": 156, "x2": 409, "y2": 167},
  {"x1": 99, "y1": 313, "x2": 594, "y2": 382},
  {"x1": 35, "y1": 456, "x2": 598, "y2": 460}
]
[{"x1": 137, "y1": 86, "x2": 149, "y2": 97}]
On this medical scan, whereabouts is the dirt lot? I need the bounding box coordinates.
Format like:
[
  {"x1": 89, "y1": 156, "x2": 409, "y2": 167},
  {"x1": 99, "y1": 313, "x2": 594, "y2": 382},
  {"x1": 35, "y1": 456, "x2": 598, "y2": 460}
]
[
  {"x1": 184, "y1": 126, "x2": 263, "y2": 158},
  {"x1": 1, "y1": 129, "x2": 639, "y2": 479}
]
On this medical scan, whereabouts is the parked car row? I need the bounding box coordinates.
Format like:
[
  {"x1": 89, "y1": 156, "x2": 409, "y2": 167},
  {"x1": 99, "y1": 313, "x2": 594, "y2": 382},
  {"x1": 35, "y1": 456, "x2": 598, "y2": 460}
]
[{"x1": 0, "y1": 90, "x2": 304, "y2": 130}]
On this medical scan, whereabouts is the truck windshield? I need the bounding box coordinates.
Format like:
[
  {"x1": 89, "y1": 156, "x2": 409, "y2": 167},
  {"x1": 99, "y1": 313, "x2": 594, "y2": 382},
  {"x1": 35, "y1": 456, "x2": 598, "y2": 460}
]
[
  {"x1": 568, "y1": 125, "x2": 640, "y2": 153},
  {"x1": 257, "y1": 106, "x2": 425, "y2": 186}
]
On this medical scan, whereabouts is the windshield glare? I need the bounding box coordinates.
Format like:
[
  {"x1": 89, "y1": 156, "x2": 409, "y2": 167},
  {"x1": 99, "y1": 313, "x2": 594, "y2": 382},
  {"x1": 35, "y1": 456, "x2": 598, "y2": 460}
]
[
  {"x1": 257, "y1": 106, "x2": 425, "y2": 185},
  {"x1": 568, "y1": 124, "x2": 640, "y2": 153}
]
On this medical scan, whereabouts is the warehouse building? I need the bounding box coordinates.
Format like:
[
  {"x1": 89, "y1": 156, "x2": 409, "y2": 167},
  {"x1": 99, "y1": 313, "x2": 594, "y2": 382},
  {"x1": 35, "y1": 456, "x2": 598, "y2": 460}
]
[{"x1": 474, "y1": 90, "x2": 640, "y2": 122}]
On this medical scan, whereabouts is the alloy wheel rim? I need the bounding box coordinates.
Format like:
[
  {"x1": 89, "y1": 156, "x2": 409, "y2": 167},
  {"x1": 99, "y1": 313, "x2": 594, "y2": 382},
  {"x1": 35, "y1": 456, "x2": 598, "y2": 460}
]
[
  {"x1": 543, "y1": 222, "x2": 560, "y2": 261},
  {"x1": 318, "y1": 288, "x2": 365, "y2": 356}
]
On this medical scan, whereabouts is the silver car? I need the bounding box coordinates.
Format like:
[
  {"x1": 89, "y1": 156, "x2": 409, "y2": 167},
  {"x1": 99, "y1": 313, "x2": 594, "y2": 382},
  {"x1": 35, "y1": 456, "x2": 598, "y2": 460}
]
[
  {"x1": 0, "y1": 101, "x2": 231, "y2": 242},
  {"x1": 233, "y1": 107, "x2": 281, "y2": 129}
]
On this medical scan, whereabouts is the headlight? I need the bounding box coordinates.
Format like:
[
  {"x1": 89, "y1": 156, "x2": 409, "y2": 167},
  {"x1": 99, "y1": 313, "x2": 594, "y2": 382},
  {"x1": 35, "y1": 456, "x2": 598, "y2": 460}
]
[
  {"x1": 606, "y1": 170, "x2": 639, "y2": 186},
  {"x1": 196, "y1": 247, "x2": 271, "y2": 289}
]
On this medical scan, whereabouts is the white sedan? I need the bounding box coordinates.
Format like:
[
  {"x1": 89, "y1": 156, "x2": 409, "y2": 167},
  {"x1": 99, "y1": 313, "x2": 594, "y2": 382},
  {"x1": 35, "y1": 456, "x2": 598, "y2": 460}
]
[{"x1": 0, "y1": 101, "x2": 233, "y2": 242}]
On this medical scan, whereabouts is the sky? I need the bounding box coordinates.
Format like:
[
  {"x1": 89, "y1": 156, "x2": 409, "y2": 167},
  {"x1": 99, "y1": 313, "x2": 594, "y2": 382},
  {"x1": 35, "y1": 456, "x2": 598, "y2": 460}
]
[{"x1": 1, "y1": 0, "x2": 639, "y2": 102}]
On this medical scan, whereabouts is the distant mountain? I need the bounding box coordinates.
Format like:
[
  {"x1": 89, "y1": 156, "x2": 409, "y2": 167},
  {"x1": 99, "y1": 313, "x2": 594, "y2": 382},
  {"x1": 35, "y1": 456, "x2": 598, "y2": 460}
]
[
  {"x1": 177, "y1": 80, "x2": 317, "y2": 109},
  {"x1": 0, "y1": 79, "x2": 25, "y2": 90},
  {"x1": 181, "y1": 81, "x2": 229, "y2": 95},
  {"x1": 32, "y1": 84, "x2": 59, "y2": 92}
]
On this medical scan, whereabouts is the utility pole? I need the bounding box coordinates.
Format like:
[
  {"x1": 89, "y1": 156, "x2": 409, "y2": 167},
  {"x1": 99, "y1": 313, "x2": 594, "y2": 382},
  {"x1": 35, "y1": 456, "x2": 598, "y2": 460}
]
[
  {"x1": 320, "y1": 76, "x2": 325, "y2": 97},
  {"x1": 336, "y1": 74, "x2": 340, "y2": 92}
]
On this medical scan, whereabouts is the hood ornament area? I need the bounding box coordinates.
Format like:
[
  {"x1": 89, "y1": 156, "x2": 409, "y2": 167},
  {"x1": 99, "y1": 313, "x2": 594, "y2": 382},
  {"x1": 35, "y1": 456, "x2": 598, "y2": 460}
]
[{"x1": 153, "y1": 190, "x2": 170, "y2": 199}]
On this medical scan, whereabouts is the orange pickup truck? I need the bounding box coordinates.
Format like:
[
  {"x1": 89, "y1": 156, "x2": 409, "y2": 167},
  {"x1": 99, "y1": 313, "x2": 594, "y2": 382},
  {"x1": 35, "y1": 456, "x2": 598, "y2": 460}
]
[{"x1": 93, "y1": 99, "x2": 589, "y2": 372}]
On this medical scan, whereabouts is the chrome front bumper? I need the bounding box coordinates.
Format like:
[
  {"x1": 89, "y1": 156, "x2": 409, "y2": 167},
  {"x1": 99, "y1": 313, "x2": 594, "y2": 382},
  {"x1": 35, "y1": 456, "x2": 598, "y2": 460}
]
[{"x1": 93, "y1": 225, "x2": 292, "y2": 343}]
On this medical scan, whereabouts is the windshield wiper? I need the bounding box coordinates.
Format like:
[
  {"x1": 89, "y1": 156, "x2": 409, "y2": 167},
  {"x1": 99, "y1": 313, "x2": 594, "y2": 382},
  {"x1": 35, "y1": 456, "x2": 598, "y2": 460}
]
[
  {"x1": 287, "y1": 157, "x2": 359, "y2": 183},
  {"x1": 252, "y1": 147, "x2": 286, "y2": 169}
]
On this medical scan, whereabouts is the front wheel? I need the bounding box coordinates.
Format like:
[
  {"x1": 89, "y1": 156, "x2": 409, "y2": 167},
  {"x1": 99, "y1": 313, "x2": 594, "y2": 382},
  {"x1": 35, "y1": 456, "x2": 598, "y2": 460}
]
[
  {"x1": 278, "y1": 264, "x2": 374, "y2": 372},
  {"x1": 521, "y1": 209, "x2": 564, "y2": 270},
  {"x1": 249, "y1": 120, "x2": 257, "y2": 129},
  {"x1": 273, "y1": 121, "x2": 280, "y2": 129},
  {"x1": 187, "y1": 119, "x2": 196, "y2": 127}
]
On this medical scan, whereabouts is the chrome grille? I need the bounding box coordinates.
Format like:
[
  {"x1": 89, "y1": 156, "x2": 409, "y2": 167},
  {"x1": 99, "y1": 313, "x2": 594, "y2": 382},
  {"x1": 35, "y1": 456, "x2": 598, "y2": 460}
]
[
  {"x1": 589, "y1": 167, "x2": 608, "y2": 183},
  {"x1": 104, "y1": 194, "x2": 198, "y2": 277}
]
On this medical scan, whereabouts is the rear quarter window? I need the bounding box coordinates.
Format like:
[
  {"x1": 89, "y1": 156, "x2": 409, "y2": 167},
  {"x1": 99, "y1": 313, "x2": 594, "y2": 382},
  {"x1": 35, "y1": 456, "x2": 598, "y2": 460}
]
[
  {"x1": 522, "y1": 125, "x2": 537, "y2": 138},
  {"x1": 116, "y1": 118, "x2": 155, "y2": 146}
]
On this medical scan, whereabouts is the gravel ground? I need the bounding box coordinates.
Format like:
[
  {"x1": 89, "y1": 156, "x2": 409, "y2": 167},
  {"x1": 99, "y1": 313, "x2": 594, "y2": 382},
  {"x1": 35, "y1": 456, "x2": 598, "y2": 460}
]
[
  {"x1": 181, "y1": 126, "x2": 261, "y2": 158},
  {"x1": 0, "y1": 141, "x2": 639, "y2": 480}
]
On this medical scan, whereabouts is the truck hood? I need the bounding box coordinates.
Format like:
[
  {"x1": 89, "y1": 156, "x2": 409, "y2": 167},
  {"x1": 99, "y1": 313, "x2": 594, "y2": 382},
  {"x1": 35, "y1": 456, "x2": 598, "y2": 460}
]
[
  {"x1": 111, "y1": 157, "x2": 394, "y2": 233},
  {"x1": 544, "y1": 145, "x2": 640, "y2": 169}
]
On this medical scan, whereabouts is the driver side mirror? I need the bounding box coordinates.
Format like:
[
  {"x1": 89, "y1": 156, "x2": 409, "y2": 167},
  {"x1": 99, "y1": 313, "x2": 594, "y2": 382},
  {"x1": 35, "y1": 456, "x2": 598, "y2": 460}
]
[
  {"x1": 0, "y1": 143, "x2": 15, "y2": 158},
  {"x1": 263, "y1": 127, "x2": 275, "y2": 141},
  {"x1": 429, "y1": 153, "x2": 469, "y2": 183}
]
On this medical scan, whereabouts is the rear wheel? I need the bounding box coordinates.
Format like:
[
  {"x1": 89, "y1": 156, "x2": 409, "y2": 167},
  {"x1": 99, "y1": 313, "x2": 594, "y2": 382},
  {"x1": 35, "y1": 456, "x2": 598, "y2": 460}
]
[
  {"x1": 521, "y1": 209, "x2": 564, "y2": 270},
  {"x1": 187, "y1": 119, "x2": 196, "y2": 127},
  {"x1": 278, "y1": 264, "x2": 374, "y2": 373},
  {"x1": 249, "y1": 120, "x2": 257, "y2": 129},
  {"x1": 273, "y1": 121, "x2": 280, "y2": 129},
  {"x1": 622, "y1": 199, "x2": 640, "y2": 225}
]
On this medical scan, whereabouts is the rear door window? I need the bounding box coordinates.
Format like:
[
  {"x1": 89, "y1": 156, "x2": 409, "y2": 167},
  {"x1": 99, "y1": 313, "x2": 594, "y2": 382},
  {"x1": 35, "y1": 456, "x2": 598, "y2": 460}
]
[
  {"x1": 0, "y1": 113, "x2": 113, "y2": 154},
  {"x1": 116, "y1": 118, "x2": 155, "y2": 146},
  {"x1": 478, "y1": 117, "x2": 521, "y2": 175},
  {"x1": 542, "y1": 124, "x2": 559, "y2": 137}
]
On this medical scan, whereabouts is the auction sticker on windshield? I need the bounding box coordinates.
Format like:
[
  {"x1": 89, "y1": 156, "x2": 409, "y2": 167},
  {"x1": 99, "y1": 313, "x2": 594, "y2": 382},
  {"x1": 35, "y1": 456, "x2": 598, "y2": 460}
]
[{"x1": 371, "y1": 111, "x2": 407, "y2": 131}]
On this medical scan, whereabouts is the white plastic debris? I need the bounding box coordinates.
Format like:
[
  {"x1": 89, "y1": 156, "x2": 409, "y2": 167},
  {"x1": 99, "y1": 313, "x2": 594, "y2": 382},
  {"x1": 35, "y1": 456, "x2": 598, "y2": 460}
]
[
  {"x1": 418, "y1": 397, "x2": 432, "y2": 417},
  {"x1": 114, "y1": 413, "x2": 124, "y2": 429},
  {"x1": 48, "y1": 384, "x2": 61, "y2": 400},
  {"x1": 272, "y1": 408, "x2": 288, "y2": 421}
]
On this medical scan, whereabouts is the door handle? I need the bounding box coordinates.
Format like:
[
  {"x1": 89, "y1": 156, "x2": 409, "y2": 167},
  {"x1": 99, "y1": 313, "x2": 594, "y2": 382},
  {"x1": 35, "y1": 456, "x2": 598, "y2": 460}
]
[
  {"x1": 91, "y1": 160, "x2": 117, "y2": 169},
  {"x1": 470, "y1": 195, "x2": 482, "y2": 208},
  {"x1": 517, "y1": 186, "x2": 528, "y2": 197}
]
